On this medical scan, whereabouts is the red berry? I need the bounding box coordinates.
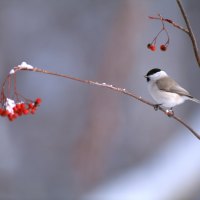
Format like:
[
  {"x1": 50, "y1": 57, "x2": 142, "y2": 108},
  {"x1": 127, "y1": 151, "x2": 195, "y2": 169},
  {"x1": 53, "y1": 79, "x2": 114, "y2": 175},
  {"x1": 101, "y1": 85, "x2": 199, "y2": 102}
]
[
  {"x1": 8, "y1": 114, "x2": 14, "y2": 121},
  {"x1": 18, "y1": 111, "x2": 23, "y2": 116},
  {"x1": 35, "y1": 98, "x2": 42, "y2": 105},
  {"x1": 13, "y1": 106, "x2": 18, "y2": 113},
  {"x1": 160, "y1": 44, "x2": 167, "y2": 51},
  {"x1": 20, "y1": 103, "x2": 26, "y2": 110},
  {"x1": 30, "y1": 108, "x2": 36, "y2": 114},
  {"x1": 23, "y1": 109, "x2": 29, "y2": 115},
  {"x1": 2, "y1": 110, "x2": 9, "y2": 117},
  {"x1": 147, "y1": 43, "x2": 156, "y2": 51},
  {"x1": 16, "y1": 104, "x2": 21, "y2": 109},
  {"x1": 28, "y1": 103, "x2": 34, "y2": 109},
  {"x1": 8, "y1": 113, "x2": 18, "y2": 121},
  {"x1": 12, "y1": 113, "x2": 18, "y2": 119},
  {"x1": 150, "y1": 45, "x2": 156, "y2": 51}
]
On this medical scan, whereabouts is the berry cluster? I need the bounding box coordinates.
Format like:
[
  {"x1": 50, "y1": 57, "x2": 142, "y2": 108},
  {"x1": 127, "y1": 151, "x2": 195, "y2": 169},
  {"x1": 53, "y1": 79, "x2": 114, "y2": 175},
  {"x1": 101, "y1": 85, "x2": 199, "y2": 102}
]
[
  {"x1": 0, "y1": 98, "x2": 42, "y2": 121},
  {"x1": 0, "y1": 63, "x2": 43, "y2": 122},
  {"x1": 147, "y1": 15, "x2": 170, "y2": 52},
  {"x1": 147, "y1": 43, "x2": 168, "y2": 52}
]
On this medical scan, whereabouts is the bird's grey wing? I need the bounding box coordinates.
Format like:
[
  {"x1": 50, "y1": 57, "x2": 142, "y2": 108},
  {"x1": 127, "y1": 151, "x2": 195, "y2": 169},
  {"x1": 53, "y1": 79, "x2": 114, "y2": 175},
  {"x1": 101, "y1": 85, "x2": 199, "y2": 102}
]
[{"x1": 156, "y1": 77, "x2": 192, "y2": 97}]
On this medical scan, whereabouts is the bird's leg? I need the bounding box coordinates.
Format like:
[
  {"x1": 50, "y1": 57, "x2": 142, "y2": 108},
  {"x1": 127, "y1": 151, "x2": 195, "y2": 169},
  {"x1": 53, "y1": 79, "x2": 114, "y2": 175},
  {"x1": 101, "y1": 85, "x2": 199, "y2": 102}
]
[{"x1": 153, "y1": 104, "x2": 162, "y2": 111}]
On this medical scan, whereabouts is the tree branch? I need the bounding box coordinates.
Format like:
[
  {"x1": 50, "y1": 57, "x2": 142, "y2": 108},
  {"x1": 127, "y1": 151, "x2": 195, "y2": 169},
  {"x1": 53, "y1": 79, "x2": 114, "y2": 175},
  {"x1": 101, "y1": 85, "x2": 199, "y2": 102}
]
[
  {"x1": 176, "y1": 0, "x2": 200, "y2": 67},
  {"x1": 14, "y1": 65, "x2": 200, "y2": 140},
  {"x1": 148, "y1": 15, "x2": 189, "y2": 34},
  {"x1": 149, "y1": 1, "x2": 200, "y2": 67}
]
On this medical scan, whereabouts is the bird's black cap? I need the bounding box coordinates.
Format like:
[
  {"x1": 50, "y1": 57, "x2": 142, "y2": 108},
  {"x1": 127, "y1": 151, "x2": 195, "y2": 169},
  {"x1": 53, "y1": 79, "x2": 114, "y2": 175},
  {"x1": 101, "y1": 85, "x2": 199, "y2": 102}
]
[
  {"x1": 146, "y1": 68, "x2": 161, "y2": 77},
  {"x1": 144, "y1": 68, "x2": 161, "y2": 82}
]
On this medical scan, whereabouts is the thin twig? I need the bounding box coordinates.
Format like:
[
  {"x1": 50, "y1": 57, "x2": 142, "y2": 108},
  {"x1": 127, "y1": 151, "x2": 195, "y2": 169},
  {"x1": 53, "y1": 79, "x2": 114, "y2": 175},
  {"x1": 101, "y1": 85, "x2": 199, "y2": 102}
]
[
  {"x1": 148, "y1": 15, "x2": 189, "y2": 34},
  {"x1": 172, "y1": 114, "x2": 200, "y2": 140},
  {"x1": 14, "y1": 66, "x2": 200, "y2": 140},
  {"x1": 149, "y1": 1, "x2": 200, "y2": 67},
  {"x1": 176, "y1": 0, "x2": 200, "y2": 67}
]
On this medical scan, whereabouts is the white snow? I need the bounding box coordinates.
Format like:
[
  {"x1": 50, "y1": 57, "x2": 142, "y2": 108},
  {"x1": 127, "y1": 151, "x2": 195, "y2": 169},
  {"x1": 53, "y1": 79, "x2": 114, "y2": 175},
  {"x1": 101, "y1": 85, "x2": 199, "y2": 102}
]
[
  {"x1": 19, "y1": 62, "x2": 34, "y2": 69},
  {"x1": 9, "y1": 69, "x2": 15, "y2": 74},
  {"x1": 4, "y1": 98, "x2": 16, "y2": 114}
]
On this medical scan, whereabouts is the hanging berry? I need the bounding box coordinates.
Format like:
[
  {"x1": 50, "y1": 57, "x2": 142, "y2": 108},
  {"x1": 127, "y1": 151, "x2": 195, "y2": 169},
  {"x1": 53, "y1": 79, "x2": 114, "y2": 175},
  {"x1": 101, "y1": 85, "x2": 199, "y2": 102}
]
[
  {"x1": 160, "y1": 44, "x2": 167, "y2": 51},
  {"x1": 147, "y1": 14, "x2": 170, "y2": 52},
  {"x1": 147, "y1": 43, "x2": 156, "y2": 51}
]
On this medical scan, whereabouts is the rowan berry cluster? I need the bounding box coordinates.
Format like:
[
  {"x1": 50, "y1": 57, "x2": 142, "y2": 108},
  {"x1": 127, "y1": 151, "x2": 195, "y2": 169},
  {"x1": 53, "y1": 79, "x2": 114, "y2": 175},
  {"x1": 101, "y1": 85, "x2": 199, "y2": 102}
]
[
  {"x1": 0, "y1": 98, "x2": 42, "y2": 121},
  {"x1": 147, "y1": 15, "x2": 170, "y2": 52},
  {"x1": 0, "y1": 62, "x2": 42, "y2": 121}
]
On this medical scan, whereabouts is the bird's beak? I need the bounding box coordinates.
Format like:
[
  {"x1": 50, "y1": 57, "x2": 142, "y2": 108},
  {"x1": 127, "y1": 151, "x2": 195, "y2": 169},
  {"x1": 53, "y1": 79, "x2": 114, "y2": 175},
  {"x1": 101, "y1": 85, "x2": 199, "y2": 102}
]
[{"x1": 144, "y1": 75, "x2": 150, "y2": 82}]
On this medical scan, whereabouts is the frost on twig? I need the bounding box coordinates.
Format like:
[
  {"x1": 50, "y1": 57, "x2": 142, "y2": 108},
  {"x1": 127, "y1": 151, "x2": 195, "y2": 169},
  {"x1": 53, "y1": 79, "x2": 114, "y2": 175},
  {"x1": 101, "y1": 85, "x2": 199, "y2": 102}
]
[
  {"x1": 18, "y1": 61, "x2": 34, "y2": 69},
  {"x1": 4, "y1": 98, "x2": 16, "y2": 114},
  {"x1": 9, "y1": 69, "x2": 15, "y2": 74},
  {"x1": 11, "y1": 61, "x2": 34, "y2": 73}
]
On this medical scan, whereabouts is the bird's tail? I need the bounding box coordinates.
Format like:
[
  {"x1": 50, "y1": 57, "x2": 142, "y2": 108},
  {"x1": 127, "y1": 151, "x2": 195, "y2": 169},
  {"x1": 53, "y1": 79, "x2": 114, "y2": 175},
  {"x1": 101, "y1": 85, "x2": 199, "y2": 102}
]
[{"x1": 190, "y1": 97, "x2": 200, "y2": 104}]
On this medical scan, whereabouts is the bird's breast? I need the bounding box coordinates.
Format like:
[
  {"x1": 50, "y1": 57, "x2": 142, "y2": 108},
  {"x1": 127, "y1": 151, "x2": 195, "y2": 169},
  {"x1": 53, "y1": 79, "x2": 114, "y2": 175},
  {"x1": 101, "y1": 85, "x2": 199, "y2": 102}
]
[{"x1": 147, "y1": 82, "x2": 186, "y2": 108}]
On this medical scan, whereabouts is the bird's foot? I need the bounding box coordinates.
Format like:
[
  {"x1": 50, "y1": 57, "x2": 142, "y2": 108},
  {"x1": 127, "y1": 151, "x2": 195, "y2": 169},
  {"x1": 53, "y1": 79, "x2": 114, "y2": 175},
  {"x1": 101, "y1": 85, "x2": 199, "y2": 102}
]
[
  {"x1": 165, "y1": 109, "x2": 174, "y2": 117},
  {"x1": 153, "y1": 104, "x2": 162, "y2": 111}
]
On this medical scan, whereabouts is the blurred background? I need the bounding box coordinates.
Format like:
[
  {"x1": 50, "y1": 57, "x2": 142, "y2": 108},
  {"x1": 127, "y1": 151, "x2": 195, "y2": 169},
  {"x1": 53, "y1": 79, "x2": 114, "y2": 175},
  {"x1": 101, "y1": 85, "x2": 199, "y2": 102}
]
[{"x1": 0, "y1": 0, "x2": 200, "y2": 199}]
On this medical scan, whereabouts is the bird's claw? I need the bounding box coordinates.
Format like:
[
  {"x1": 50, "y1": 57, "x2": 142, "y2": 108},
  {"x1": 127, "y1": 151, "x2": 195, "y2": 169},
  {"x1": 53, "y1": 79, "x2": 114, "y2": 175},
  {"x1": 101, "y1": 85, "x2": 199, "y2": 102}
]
[{"x1": 153, "y1": 104, "x2": 161, "y2": 111}]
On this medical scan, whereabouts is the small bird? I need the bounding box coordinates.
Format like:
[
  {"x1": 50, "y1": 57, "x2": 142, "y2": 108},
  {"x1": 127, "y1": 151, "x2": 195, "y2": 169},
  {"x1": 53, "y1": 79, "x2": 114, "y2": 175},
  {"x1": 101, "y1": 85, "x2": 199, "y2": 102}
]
[{"x1": 144, "y1": 68, "x2": 200, "y2": 110}]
